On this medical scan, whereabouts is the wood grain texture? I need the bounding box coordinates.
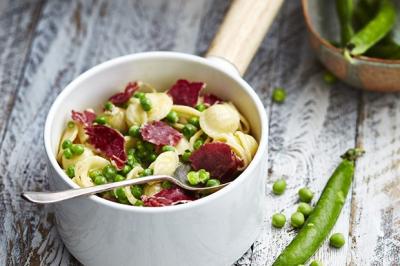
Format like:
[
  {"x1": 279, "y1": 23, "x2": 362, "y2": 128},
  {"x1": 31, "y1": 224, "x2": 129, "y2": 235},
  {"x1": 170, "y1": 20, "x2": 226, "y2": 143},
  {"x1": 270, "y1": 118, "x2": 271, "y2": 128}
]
[{"x1": 0, "y1": 0, "x2": 399, "y2": 265}]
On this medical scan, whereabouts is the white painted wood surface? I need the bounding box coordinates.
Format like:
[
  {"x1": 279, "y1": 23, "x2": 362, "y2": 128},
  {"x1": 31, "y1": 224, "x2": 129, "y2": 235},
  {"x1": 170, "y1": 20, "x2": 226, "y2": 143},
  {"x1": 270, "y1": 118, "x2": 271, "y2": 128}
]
[{"x1": 0, "y1": 1, "x2": 398, "y2": 265}]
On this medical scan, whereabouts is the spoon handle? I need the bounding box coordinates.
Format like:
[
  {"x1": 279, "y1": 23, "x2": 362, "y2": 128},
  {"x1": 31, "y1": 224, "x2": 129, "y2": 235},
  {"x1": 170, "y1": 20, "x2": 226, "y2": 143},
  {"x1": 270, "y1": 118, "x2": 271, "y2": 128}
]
[{"x1": 21, "y1": 175, "x2": 169, "y2": 204}]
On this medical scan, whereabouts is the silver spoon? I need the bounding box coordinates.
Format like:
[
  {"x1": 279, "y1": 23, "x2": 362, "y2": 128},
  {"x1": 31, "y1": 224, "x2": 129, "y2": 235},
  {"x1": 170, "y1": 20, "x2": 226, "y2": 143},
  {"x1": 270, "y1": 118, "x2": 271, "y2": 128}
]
[{"x1": 21, "y1": 165, "x2": 229, "y2": 204}]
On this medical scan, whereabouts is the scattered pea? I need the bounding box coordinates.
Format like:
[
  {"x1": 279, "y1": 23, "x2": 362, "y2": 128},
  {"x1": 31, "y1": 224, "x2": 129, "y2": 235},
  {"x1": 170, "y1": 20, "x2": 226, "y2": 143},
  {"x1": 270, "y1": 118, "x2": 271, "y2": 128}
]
[
  {"x1": 329, "y1": 233, "x2": 345, "y2": 248},
  {"x1": 161, "y1": 180, "x2": 172, "y2": 189},
  {"x1": 272, "y1": 213, "x2": 286, "y2": 228},
  {"x1": 187, "y1": 171, "x2": 200, "y2": 185},
  {"x1": 272, "y1": 87, "x2": 286, "y2": 103},
  {"x1": 134, "y1": 200, "x2": 144, "y2": 206},
  {"x1": 195, "y1": 103, "x2": 206, "y2": 112},
  {"x1": 67, "y1": 121, "x2": 75, "y2": 128},
  {"x1": 272, "y1": 179, "x2": 286, "y2": 195},
  {"x1": 188, "y1": 116, "x2": 200, "y2": 127},
  {"x1": 128, "y1": 125, "x2": 141, "y2": 138},
  {"x1": 193, "y1": 139, "x2": 204, "y2": 150},
  {"x1": 297, "y1": 202, "x2": 313, "y2": 217},
  {"x1": 166, "y1": 111, "x2": 179, "y2": 123},
  {"x1": 206, "y1": 179, "x2": 221, "y2": 187},
  {"x1": 134, "y1": 92, "x2": 145, "y2": 99},
  {"x1": 323, "y1": 71, "x2": 337, "y2": 84},
  {"x1": 120, "y1": 164, "x2": 132, "y2": 175},
  {"x1": 291, "y1": 212, "x2": 305, "y2": 228},
  {"x1": 71, "y1": 144, "x2": 84, "y2": 155},
  {"x1": 181, "y1": 150, "x2": 192, "y2": 162},
  {"x1": 140, "y1": 168, "x2": 153, "y2": 177},
  {"x1": 298, "y1": 187, "x2": 314, "y2": 203},
  {"x1": 140, "y1": 97, "x2": 152, "y2": 111},
  {"x1": 127, "y1": 148, "x2": 136, "y2": 156},
  {"x1": 62, "y1": 140, "x2": 72, "y2": 149},
  {"x1": 162, "y1": 145, "x2": 175, "y2": 152},
  {"x1": 94, "y1": 175, "x2": 107, "y2": 185},
  {"x1": 63, "y1": 148, "x2": 73, "y2": 159},
  {"x1": 94, "y1": 116, "x2": 107, "y2": 125},
  {"x1": 198, "y1": 169, "x2": 210, "y2": 183},
  {"x1": 131, "y1": 185, "x2": 143, "y2": 199},
  {"x1": 114, "y1": 174, "x2": 125, "y2": 182},
  {"x1": 104, "y1": 101, "x2": 114, "y2": 111},
  {"x1": 114, "y1": 188, "x2": 128, "y2": 203},
  {"x1": 143, "y1": 142, "x2": 154, "y2": 151},
  {"x1": 89, "y1": 169, "x2": 102, "y2": 179},
  {"x1": 66, "y1": 165, "x2": 75, "y2": 178},
  {"x1": 127, "y1": 154, "x2": 138, "y2": 166},
  {"x1": 103, "y1": 165, "x2": 117, "y2": 181},
  {"x1": 310, "y1": 260, "x2": 323, "y2": 266},
  {"x1": 147, "y1": 153, "x2": 157, "y2": 162},
  {"x1": 182, "y1": 124, "x2": 197, "y2": 139}
]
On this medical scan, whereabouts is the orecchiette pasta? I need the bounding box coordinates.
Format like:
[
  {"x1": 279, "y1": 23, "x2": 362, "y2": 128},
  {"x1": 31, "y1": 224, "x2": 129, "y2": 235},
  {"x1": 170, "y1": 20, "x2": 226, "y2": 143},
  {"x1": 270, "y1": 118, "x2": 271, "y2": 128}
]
[
  {"x1": 105, "y1": 106, "x2": 127, "y2": 132},
  {"x1": 62, "y1": 147, "x2": 94, "y2": 169},
  {"x1": 73, "y1": 156, "x2": 109, "y2": 187},
  {"x1": 123, "y1": 165, "x2": 144, "y2": 205},
  {"x1": 126, "y1": 98, "x2": 148, "y2": 126},
  {"x1": 171, "y1": 105, "x2": 201, "y2": 119},
  {"x1": 57, "y1": 126, "x2": 78, "y2": 161},
  {"x1": 150, "y1": 151, "x2": 179, "y2": 176},
  {"x1": 146, "y1": 93, "x2": 173, "y2": 121}
]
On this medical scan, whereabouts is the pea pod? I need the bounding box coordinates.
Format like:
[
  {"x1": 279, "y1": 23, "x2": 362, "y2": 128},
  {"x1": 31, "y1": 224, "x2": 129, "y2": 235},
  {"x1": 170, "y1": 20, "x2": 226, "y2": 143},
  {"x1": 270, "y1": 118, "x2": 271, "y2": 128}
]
[
  {"x1": 346, "y1": 0, "x2": 396, "y2": 56},
  {"x1": 336, "y1": 0, "x2": 355, "y2": 46},
  {"x1": 272, "y1": 148, "x2": 364, "y2": 266}
]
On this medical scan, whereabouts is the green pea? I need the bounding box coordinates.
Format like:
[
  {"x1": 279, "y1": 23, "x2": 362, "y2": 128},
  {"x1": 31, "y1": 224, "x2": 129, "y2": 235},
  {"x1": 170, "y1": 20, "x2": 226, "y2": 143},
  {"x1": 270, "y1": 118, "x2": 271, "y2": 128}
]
[
  {"x1": 136, "y1": 140, "x2": 145, "y2": 151},
  {"x1": 120, "y1": 165, "x2": 132, "y2": 175},
  {"x1": 128, "y1": 125, "x2": 141, "y2": 138},
  {"x1": 206, "y1": 179, "x2": 220, "y2": 187},
  {"x1": 272, "y1": 213, "x2": 286, "y2": 228},
  {"x1": 323, "y1": 71, "x2": 337, "y2": 84},
  {"x1": 147, "y1": 153, "x2": 157, "y2": 162},
  {"x1": 131, "y1": 185, "x2": 143, "y2": 199},
  {"x1": 63, "y1": 148, "x2": 73, "y2": 159},
  {"x1": 195, "y1": 103, "x2": 206, "y2": 112},
  {"x1": 272, "y1": 87, "x2": 286, "y2": 103},
  {"x1": 114, "y1": 188, "x2": 127, "y2": 202},
  {"x1": 181, "y1": 150, "x2": 192, "y2": 162},
  {"x1": 89, "y1": 169, "x2": 102, "y2": 179},
  {"x1": 127, "y1": 154, "x2": 138, "y2": 166},
  {"x1": 103, "y1": 165, "x2": 117, "y2": 181},
  {"x1": 198, "y1": 169, "x2": 210, "y2": 184},
  {"x1": 188, "y1": 116, "x2": 200, "y2": 127},
  {"x1": 140, "y1": 97, "x2": 152, "y2": 111},
  {"x1": 127, "y1": 148, "x2": 136, "y2": 156},
  {"x1": 329, "y1": 233, "x2": 345, "y2": 248},
  {"x1": 94, "y1": 175, "x2": 107, "y2": 185},
  {"x1": 140, "y1": 168, "x2": 153, "y2": 177},
  {"x1": 94, "y1": 116, "x2": 107, "y2": 125},
  {"x1": 134, "y1": 200, "x2": 144, "y2": 206},
  {"x1": 62, "y1": 140, "x2": 72, "y2": 149},
  {"x1": 166, "y1": 111, "x2": 179, "y2": 123},
  {"x1": 67, "y1": 121, "x2": 75, "y2": 128},
  {"x1": 104, "y1": 101, "x2": 114, "y2": 111},
  {"x1": 134, "y1": 92, "x2": 145, "y2": 99},
  {"x1": 291, "y1": 212, "x2": 305, "y2": 228},
  {"x1": 71, "y1": 144, "x2": 84, "y2": 155},
  {"x1": 66, "y1": 165, "x2": 75, "y2": 178},
  {"x1": 187, "y1": 171, "x2": 200, "y2": 185},
  {"x1": 114, "y1": 174, "x2": 125, "y2": 182},
  {"x1": 143, "y1": 142, "x2": 154, "y2": 151},
  {"x1": 161, "y1": 180, "x2": 172, "y2": 189},
  {"x1": 182, "y1": 124, "x2": 197, "y2": 139},
  {"x1": 193, "y1": 139, "x2": 204, "y2": 150},
  {"x1": 298, "y1": 187, "x2": 314, "y2": 203},
  {"x1": 297, "y1": 202, "x2": 313, "y2": 217},
  {"x1": 272, "y1": 179, "x2": 286, "y2": 195},
  {"x1": 162, "y1": 145, "x2": 175, "y2": 152},
  {"x1": 310, "y1": 260, "x2": 323, "y2": 266}
]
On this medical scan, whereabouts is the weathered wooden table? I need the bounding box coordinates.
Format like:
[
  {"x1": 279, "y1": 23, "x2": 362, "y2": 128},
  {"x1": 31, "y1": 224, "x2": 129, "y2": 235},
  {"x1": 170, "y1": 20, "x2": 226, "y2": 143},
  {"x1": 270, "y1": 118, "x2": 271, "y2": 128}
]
[{"x1": 0, "y1": 0, "x2": 399, "y2": 265}]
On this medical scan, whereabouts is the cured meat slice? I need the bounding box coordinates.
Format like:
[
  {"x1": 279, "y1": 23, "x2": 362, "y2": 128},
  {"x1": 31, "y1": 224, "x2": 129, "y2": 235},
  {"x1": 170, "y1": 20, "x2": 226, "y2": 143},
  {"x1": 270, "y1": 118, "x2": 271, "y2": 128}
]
[
  {"x1": 71, "y1": 110, "x2": 96, "y2": 126},
  {"x1": 141, "y1": 121, "x2": 182, "y2": 146},
  {"x1": 85, "y1": 125, "x2": 127, "y2": 169},
  {"x1": 142, "y1": 188, "x2": 193, "y2": 207},
  {"x1": 189, "y1": 142, "x2": 241, "y2": 182},
  {"x1": 168, "y1": 79, "x2": 205, "y2": 107},
  {"x1": 203, "y1": 93, "x2": 222, "y2": 105},
  {"x1": 108, "y1": 82, "x2": 138, "y2": 105}
]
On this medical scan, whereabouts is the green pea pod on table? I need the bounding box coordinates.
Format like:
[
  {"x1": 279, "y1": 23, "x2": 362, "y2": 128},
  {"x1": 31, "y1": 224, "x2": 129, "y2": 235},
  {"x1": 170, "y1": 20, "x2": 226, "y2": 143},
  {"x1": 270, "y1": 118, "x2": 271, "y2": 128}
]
[
  {"x1": 345, "y1": 0, "x2": 396, "y2": 57},
  {"x1": 336, "y1": 0, "x2": 354, "y2": 46},
  {"x1": 272, "y1": 148, "x2": 364, "y2": 266}
]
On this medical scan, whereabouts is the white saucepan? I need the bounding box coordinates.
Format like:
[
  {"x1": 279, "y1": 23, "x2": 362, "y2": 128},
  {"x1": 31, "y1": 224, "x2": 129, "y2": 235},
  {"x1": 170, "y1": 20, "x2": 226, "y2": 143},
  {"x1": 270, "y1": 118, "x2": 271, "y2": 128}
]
[{"x1": 44, "y1": 0, "x2": 284, "y2": 265}]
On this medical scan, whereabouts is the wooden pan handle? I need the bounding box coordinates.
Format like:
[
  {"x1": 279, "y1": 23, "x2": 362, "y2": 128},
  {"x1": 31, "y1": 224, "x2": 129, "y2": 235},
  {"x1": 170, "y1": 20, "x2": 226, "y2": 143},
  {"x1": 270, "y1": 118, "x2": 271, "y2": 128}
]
[{"x1": 206, "y1": 0, "x2": 284, "y2": 76}]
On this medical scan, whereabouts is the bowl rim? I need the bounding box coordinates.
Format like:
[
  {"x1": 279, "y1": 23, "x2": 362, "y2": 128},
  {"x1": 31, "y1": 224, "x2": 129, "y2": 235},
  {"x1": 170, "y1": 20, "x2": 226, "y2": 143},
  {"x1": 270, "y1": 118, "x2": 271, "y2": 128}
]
[
  {"x1": 44, "y1": 51, "x2": 269, "y2": 213},
  {"x1": 301, "y1": 0, "x2": 400, "y2": 65}
]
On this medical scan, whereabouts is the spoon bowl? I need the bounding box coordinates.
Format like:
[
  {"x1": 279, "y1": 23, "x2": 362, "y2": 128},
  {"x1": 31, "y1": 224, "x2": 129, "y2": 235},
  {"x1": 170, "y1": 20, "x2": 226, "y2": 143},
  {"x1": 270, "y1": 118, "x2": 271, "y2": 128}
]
[{"x1": 302, "y1": 0, "x2": 400, "y2": 92}]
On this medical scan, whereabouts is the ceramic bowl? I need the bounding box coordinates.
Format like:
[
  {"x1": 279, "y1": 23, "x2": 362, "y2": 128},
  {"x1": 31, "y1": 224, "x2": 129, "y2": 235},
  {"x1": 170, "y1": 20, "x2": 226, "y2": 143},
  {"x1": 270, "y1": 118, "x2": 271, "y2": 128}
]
[
  {"x1": 302, "y1": 0, "x2": 400, "y2": 92},
  {"x1": 44, "y1": 52, "x2": 269, "y2": 266}
]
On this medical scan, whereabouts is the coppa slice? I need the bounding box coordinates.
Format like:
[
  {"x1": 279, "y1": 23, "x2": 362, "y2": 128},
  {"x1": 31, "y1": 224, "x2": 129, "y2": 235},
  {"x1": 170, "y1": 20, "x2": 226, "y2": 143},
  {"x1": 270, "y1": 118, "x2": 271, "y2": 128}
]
[
  {"x1": 108, "y1": 82, "x2": 138, "y2": 105},
  {"x1": 189, "y1": 142, "x2": 241, "y2": 182},
  {"x1": 71, "y1": 110, "x2": 96, "y2": 126},
  {"x1": 203, "y1": 93, "x2": 222, "y2": 106},
  {"x1": 168, "y1": 79, "x2": 205, "y2": 107},
  {"x1": 85, "y1": 125, "x2": 127, "y2": 169},
  {"x1": 142, "y1": 187, "x2": 193, "y2": 207},
  {"x1": 141, "y1": 121, "x2": 182, "y2": 146}
]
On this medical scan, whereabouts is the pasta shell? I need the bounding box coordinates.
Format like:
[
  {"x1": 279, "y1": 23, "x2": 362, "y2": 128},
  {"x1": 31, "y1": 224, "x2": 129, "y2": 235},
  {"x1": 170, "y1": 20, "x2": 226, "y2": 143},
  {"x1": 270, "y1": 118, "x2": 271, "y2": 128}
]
[
  {"x1": 57, "y1": 126, "x2": 78, "y2": 162},
  {"x1": 175, "y1": 137, "x2": 191, "y2": 154},
  {"x1": 61, "y1": 147, "x2": 94, "y2": 169},
  {"x1": 235, "y1": 131, "x2": 258, "y2": 159},
  {"x1": 106, "y1": 107, "x2": 127, "y2": 132},
  {"x1": 143, "y1": 182, "x2": 162, "y2": 196},
  {"x1": 74, "y1": 155, "x2": 109, "y2": 187},
  {"x1": 126, "y1": 98, "x2": 148, "y2": 126},
  {"x1": 123, "y1": 165, "x2": 144, "y2": 205},
  {"x1": 151, "y1": 151, "x2": 179, "y2": 176},
  {"x1": 146, "y1": 93, "x2": 173, "y2": 121},
  {"x1": 200, "y1": 103, "x2": 240, "y2": 139},
  {"x1": 171, "y1": 105, "x2": 201, "y2": 120}
]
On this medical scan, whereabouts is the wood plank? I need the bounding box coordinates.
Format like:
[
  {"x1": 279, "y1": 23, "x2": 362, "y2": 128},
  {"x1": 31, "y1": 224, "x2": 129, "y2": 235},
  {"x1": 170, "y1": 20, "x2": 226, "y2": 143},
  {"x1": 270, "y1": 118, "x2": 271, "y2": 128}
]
[
  {"x1": 243, "y1": 1, "x2": 361, "y2": 265},
  {"x1": 0, "y1": 0, "x2": 230, "y2": 265},
  {"x1": 348, "y1": 92, "x2": 400, "y2": 266}
]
